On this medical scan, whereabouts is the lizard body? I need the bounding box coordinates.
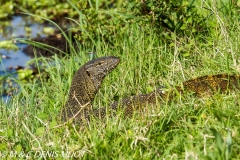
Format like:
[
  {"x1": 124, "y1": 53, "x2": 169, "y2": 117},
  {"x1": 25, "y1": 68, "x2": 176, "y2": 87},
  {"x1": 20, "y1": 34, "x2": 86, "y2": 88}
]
[
  {"x1": 90, "y1": 74, "x2": 240, "y2": 119},
  {"x1": 60, "y1": 56, "x2": 120, "y2": 122},
  {"x1": 60, "y1": 56, "x2": 240, "y2": 123}
]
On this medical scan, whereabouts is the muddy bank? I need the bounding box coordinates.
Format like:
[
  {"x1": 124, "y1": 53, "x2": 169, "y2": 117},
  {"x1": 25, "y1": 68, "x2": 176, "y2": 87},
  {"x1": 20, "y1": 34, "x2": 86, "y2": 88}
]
[{"x1": 23, "y1": 30, "x2": 77, "y2": 57}]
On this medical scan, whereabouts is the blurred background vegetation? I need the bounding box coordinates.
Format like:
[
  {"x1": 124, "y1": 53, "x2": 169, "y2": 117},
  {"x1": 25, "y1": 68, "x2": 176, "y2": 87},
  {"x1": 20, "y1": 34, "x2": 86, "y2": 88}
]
[{"x1": 1, "y1": 0, "x2": 239, "y2": 46}]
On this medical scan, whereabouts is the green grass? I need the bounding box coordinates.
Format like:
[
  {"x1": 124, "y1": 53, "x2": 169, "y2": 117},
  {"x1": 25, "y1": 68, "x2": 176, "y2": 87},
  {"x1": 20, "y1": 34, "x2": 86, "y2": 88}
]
[{"x1": 1, "y1": 1, "x2": 240, "y2": 159}]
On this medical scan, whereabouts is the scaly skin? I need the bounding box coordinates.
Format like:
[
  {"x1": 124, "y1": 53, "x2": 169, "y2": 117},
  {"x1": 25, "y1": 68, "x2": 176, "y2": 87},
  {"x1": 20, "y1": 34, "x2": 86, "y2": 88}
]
[
  {"x1": 61, "y1": 56, "x2": 240, "y2": 123},
  {"x1": 60, "y1": 56, "x2": 120, "y2": 122},
  {"x1": 178, "y1": 74, "x2": 240, "y2": 96},
  {"x1": 89, "y1": 74, "x2": 240, "y2": 120}
]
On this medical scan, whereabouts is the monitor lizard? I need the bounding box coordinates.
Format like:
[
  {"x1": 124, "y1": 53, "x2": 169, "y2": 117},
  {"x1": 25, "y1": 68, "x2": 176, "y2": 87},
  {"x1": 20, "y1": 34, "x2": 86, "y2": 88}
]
[
  {"x1": 60, "y1": 56, "x2": 120, "y2": 123},
  {"x1": 60, "y1": 56, "x2": 240, "y2": 123}
]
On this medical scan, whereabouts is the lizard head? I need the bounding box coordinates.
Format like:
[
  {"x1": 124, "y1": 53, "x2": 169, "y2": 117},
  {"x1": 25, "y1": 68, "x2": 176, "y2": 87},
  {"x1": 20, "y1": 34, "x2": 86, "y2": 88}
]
[{"x1": 84, "y1": 56, "x2": 120, "y2": 90}]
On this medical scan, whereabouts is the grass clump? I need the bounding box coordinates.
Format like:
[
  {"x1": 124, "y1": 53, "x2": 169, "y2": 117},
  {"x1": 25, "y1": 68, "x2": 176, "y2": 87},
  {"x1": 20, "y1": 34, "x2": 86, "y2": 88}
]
[{"x1": 1, "y1": 0, "x2": 240, "y2": 159}]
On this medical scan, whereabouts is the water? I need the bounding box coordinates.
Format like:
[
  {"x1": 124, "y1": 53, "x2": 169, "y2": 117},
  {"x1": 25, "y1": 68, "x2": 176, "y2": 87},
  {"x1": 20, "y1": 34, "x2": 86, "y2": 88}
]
[{"x1": 0, "y1": 15, "x2": 54, "y2": 102}]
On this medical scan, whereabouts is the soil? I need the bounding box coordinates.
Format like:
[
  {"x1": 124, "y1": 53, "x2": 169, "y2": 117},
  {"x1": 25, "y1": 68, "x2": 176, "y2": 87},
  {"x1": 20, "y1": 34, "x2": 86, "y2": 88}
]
[{"x1": 23, "y1": 30, "x2": 77, "y2": 57}]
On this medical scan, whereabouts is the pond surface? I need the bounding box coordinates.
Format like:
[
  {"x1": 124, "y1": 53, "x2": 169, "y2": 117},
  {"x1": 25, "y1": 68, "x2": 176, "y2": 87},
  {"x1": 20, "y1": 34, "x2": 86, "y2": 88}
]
[
  {"x1": 0, "y1": 15, "x2": 54, "y2": 102},
  {"x1": 0, "y1": 16, "x2": 53, "y2": 71}
]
